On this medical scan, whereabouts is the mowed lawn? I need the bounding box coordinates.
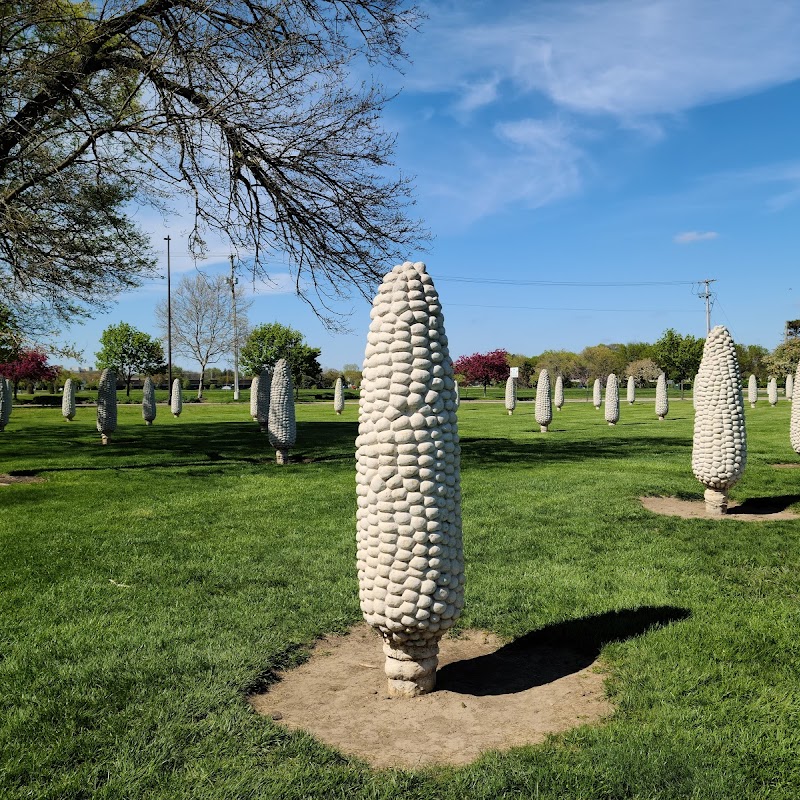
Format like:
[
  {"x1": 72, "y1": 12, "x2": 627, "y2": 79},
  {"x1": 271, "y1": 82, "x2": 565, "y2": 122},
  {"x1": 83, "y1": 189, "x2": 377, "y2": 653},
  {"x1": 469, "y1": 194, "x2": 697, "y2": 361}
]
[{"x1": 1, "y1": 398, "x2": 799, "y2": 799}]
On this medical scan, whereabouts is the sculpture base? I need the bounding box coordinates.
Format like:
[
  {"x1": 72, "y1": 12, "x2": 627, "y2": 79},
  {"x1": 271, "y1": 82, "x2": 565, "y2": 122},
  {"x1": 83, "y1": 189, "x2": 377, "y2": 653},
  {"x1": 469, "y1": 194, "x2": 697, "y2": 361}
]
[
  {"x1": 507, "y1": 410, "x2": 513, "y2": 416},
  {"x1": 704, "y1": 488, "x2": 728, "y2": 516},
  {"x1": 101, "y1": 434, "x2": 110, "y2": 445},
  {"x1": 540, "y1": 425, "x2": 548, "y2": 433},
  {"x1": 336, "y1": 411, "x2": 342, "y2": 416},
  {"x1": 556, "y1": 406, "x2": 561, "y2": 411},
  {"x1": 145, "y1": 421, "x2": 153, "y2": 426},
  {"x1": 276, "y1": 448, "x2": 289, "y2": 465},
  {"x1": 658, "y1": 415, "x2": 665, "y2": 421},
  {"x1": 383, "y1": 638, "x2": 439, "y2": 697},
  {"x1": 608, "y1": 422, "x2": 616, "y2": 426},
  {"x1": 750, "y1": 403, "x2": 756, "y2": 408}
]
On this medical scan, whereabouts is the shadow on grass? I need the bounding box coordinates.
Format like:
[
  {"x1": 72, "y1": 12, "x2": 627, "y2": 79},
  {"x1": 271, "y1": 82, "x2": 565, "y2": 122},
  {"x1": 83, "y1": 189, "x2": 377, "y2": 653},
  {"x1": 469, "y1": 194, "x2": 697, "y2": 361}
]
[
  {"x1": 728, "y1": 495, "x2": 800, "y2": 515},
  {"x1": 437, "y1": 606, "x2": 691, "y2": 696}
]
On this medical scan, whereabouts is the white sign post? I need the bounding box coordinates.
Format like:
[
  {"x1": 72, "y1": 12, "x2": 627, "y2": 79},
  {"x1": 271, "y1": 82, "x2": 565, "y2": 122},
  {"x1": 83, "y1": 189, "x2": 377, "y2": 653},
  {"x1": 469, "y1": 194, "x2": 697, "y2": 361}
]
[{"x1": 509, "y1": 367, "x2": 519, "y2": 379}]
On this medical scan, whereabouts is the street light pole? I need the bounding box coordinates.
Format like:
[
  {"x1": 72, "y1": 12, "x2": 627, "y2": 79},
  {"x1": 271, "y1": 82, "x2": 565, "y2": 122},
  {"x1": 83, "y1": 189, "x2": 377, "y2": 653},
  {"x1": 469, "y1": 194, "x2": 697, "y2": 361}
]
[
  {"x1": 228, "y1": 255, "x2": 240, "y2": 401},
  {"x1": 165, "y1": 235, "x2": 172, "y2": 394}
]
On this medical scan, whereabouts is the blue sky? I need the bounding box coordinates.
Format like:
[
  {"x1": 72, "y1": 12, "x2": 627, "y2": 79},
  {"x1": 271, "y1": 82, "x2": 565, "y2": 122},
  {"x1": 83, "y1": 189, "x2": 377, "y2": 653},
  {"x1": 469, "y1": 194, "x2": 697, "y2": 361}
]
[{"x1": 60, "y1": 0, "x2": 800, "y2": 371}]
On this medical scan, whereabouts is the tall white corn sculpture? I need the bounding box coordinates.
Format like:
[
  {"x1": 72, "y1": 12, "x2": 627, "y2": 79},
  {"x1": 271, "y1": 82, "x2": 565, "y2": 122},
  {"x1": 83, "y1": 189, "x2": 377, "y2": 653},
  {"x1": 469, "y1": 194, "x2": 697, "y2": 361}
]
[
  {"x1": 692, "y1": 374, "x2": 699, "y2": 409},
  {"x1": 334, "y1": 376, "x2": 345, "y2": 415},
  {"x1": 605, "y1": 374, "x2": 620, "y2": 425},
  {"x1": 62, "y1": 378, "x2": 76, "y2": 421},
  {"x1": 171, "y1": 379, "x2": 183, "y2": 417},
  {"x1": 691, "y1": 325, "x2": 746, "y2": 515},
  {"x1": 0, "y1": 378, "x2": 8, "y2": 431},
  {"x1": 554, "y1": 374, "x2": 564, "y2": 411},
  {"x1": 592, "y1": 378, "x2": 601, "y2": 409},
  {"x1": 536, "y1": 368, "x2": 553, "y2": 432},
  {"x1": 454, "y1": 380, "x2": 460, "y2": 409},
  {"x1": 356, "y1": 261, "x2": 462, "y2": 698},
  {"x1": 627, "y1": 375, "x2": 636, "y2": 405},
  {"x1": 786, "y1": 373, "x2": 793, "y2": 403},
  {"x1": 505, "y1": 376, "x2": 516, "y2": 415},
  {"x1": 96, "y1": 369, "x2": 117, "y2": 445},
  {"x1": 768, "y1": 377, "x2": 778, "y2": 406},
  {"x1": 142, "y1": 377, "x2": 156, "y2": 425},
  {"x1": 791, "y1": 362, "x2": 800, "y2": 453},
  {"x1": 268, "y1": 359, "x2": 295, "y2": 464},
  {"x1": 250, "y1": 375, "x2": 260, "y2": 420},
  {"x1": 748, "y1": 374, "x2": 758, "y2": 408},
  {"x1": 256, "y1": 367, "x2": 271, "y2": 431},
  {"x1": 655, "y1": 373, "x2": 669, "y2": 420}
]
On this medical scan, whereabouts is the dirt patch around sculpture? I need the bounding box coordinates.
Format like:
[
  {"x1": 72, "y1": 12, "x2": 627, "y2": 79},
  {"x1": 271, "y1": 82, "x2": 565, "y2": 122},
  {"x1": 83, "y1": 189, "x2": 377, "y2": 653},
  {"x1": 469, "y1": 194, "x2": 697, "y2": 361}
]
[
  {"x1": 641, "y1": 495, "x2": 800, "y2": 521},
  {"x1": 0, "y1": 473, "x2": 44, "y2": 486},
  {"x1": 249, "y1": 624, "x2": 611, "y2": 768}
]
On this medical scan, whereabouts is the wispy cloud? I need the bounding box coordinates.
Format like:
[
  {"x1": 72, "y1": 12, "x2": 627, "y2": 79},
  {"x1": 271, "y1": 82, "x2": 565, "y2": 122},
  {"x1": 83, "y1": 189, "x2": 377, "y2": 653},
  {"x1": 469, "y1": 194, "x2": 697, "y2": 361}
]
[{"x1": 674, "y1": 230, "x2": 719, "y2": 244}]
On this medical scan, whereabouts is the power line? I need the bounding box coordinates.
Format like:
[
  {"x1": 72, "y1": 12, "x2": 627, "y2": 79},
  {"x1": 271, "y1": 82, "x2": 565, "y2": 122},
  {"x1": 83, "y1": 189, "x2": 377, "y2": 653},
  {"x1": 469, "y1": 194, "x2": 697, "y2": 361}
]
[
  {"x1": 449, "y1": 302, "x2": 703, "y2": 313},
  {"x1": 436, "y1": 276, "x2": 697, "y2": 288}
]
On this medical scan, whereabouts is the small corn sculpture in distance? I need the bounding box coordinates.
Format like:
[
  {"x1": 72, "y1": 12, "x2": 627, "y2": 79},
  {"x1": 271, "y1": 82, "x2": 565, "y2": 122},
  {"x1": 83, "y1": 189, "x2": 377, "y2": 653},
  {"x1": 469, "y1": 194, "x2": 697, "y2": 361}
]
[
  {"x1": 250, "y1": 374, "x2": 260, "y2": 420},
  {"x1": 96, "y1": 369, "x2": 118, "y2": 445},
  {"x1": 791, "y1": 362, "x2": 800, "y2": 453},
  {"x1": 768, "y1": 377, "x2": 778, "y2": 407},
  {"x1": 334, "y1": 376, "x2": 345, "y2": 415},
  {"x1": 655, "y1": 373, "x2": 669, "y2": 421},
  {"x1": 505, "y1": 375, "x2": 516, "y2": 415},
  {"x1": 592, "y1": 378, "x2": 601, "y2": 409},
  {"x1": 554, "y1": 374, "x2": 564, "y2": 411},
  {"x1": 268, "y1": 359, "x2": 295, "y2": 464},
  {"x1": 536, "y1": 368, "x2": 553, "y2": 432},
  {"x1": 454, "y1": 380, "x2": 460, "y2": 409},
  {"x1": 0, "y1": 378, "x2": 9, "y2": 431},
  {"x1": 142, "y1": 377, "x2": 156, "y2": 425},
  {"x1": 748, "y1": 374, "x2": 758, "y2": 408},
  {"x1": 256, "y1": 367, "x2": 271, "y2": 431},
  {"x1": 692, "y1": 373, "x2": 699, "y2": 409},
  {"x1": 691, "y1": 325, "x2": 746, "y2": 515},
  {"x1": 605, "y1": 374, "x2": 620, "y2": 425},
  {"x1": 786, "y1": 373, "x2": 793, "y2": 403},
  {"x1": 627, "y1": 375, "x2": 636, "y2": 405},
  {"x1": 62, "y1": 378, "x2": 76, "y2": 421},
  {"x1": 171, "y1": 379, "x2": 183, "y2": 417},
  {"x1": 356, "y1": 261, "x2": 462, "y2": 698}
]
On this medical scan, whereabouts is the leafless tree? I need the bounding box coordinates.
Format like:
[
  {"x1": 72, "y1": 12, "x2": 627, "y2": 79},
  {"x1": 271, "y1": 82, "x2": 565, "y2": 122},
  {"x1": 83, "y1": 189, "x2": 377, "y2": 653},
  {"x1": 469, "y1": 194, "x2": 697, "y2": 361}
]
[
  {"x1": 155, "y1": 272, "x2": 251, "y2": 398},
  {"x1": 0, "y1": 1, "x2": 426, "y2": 330}
]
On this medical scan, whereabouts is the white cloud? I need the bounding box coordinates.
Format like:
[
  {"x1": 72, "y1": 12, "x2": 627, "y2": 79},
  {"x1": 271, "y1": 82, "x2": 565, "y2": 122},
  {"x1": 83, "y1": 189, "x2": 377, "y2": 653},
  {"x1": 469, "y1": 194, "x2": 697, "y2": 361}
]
[
  {"x1": 412, "y1": 0, "x2": 800, "y2": 120},
  {"x1": 674, "y1": 230, "x2": 719, "y2": 243}
]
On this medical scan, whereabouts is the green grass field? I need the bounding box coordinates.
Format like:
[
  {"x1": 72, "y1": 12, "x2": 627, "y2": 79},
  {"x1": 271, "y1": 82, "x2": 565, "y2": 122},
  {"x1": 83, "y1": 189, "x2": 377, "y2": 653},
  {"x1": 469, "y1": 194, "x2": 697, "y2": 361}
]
[{"x1": 1, "y1": 398, "x2": 799, "y2": 799}]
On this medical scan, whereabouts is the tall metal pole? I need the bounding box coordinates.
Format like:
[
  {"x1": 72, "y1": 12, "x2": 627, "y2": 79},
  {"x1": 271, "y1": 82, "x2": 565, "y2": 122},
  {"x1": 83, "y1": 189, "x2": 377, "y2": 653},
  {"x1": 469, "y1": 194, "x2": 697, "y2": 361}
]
[
  {"x1": 228, "y1": 255, "x2": 240, "y2": 401},
  {"x1": 165, "y1": 235, "x2": 172, "y2": 394},
  {"x1": 699, "y1": 278, "x2": 716, "y2": 335}
]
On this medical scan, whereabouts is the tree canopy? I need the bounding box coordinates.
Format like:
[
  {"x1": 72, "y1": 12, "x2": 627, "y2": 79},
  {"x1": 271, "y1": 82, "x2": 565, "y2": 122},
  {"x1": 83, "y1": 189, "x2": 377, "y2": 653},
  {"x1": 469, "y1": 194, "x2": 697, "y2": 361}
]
[
  {"x1": 652, "y1": 328, "x2": 704, "y2": 395},
  {"x1": 453, "y1": 349, "x2": 509, "y2": 396},
  {"x1": 240, "y1": 323, "x2": 321, "y2": 390},
  {"x1": 0, "y1": 0, "x2": 425, "y2": 330},
  {"x1": 95, "y1": 322, "x2": 166, "y2": 396}
]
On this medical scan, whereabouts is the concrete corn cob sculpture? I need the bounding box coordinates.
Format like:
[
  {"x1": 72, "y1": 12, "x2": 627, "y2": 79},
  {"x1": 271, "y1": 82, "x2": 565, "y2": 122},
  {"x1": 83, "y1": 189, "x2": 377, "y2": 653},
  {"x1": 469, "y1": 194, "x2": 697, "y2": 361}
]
[
  {"x1": 768, "y1": 377, "x2": 778, "y2": 406},
  {"x1": 0, "y1": 378, "x2": 8, "y2": 431},
  {"x1": 505, "y1": 376, "x2": 516, "y2": 415},
  {"x1": 748, "y1": 374, "x2": 758, "y2": 408},
  {"x1": 62, "y1": 378, "x2": 76, "y2": 421},
  {"x1": 691, "y1": 325, "x2": 747, "y2": 515},
  {"x1": 250, "y1": 375, "x2": 260, "y2": 420},
  {"x1": 692, "y1": 373, "x2": 699, "y2": 409},
  {"x1": 256, "y1": 367, "x2": 271, "y2": 431},
  {"x1": 334, "y1": 376, "x2": 345, "y2": 415},
  {"x1": 627, "y1": 375, "x2": 635, "y2": 405},
  {"x1": 554, "y1": 374, "x2": 564, "y2": 410},
  {"x1": 791, "y1": 362, "x2": 800, "y2": 453},
  {"x1": 786, "y1": 373, "x2": 793, "y2": 403},
  {"x1": 536, "y1": 368, "x2": 552, "y2": 432},
  {"x1": 171, "y1": 379, "x2": 182, "y2": 417},
  {"x1": 605, "y1": 373, "x2": 620, "y2": 425},
  {"x1": 454, "y1": 380, "x2": 459, "y2": 409},
  {"x1": 142, "y1": 377, "x2": 156, "y2": 425},
  {"x1": 356, "y1": 261, "x2": 463, "y2": 698},
  {"x1": 592, "y1": 378, "x2": 601, "y2": 409},
  {"x1": 96, "y1": 369, "x2": 117, "y2": 445},
  {"x1": 655, "y1": 373, "x2": 669, "y2": 420},
  {"x1": 268, "y1": 359, "x2": 295, "y2": 464}
]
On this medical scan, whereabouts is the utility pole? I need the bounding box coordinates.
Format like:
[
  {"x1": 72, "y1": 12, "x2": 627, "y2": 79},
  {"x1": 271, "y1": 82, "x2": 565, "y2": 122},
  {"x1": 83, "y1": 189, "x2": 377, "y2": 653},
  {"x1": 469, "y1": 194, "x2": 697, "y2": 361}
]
[
  {"x1": 228, "y1": 255, "x2": 240, "y2": 401},
  {"x1": 164, "y1": 235, "x2": 173, "y2": 394},
  {"x1": 698, "y1": 278, "x2": 716, "y2": 335}
]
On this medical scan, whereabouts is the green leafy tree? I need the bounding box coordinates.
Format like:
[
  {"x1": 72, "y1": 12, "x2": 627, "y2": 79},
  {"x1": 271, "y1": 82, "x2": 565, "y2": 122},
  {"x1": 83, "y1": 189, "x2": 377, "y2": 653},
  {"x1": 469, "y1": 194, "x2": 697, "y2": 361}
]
[
  {"x1": 506, "y1": 354, "x2": 536, "y2": 387},
  {"x1": 581, "y1": 344, "x2": 626, "y2": 383},
  {"x1": 652, "y1": 328, "x2": 705, "y2": 397},
  {"x1": 764, "y1": 339, "x2": 800, "y2": 378},
  {"x1": 626, "y1": 358, "x2": 661, "y2": 386},
  {"x1": 0, "y1": 0, "x2": 425, "y2": 331},
  {"x1": 96, "y1": 323, "x2": 166, "y2": 397},
  {"x1": 534, "y1": 350, "x2": 585, "y2": 386},
  {"x1": 736, "y1": 344, "x2": 770, "y2": 384},
  {"x1": 240, "y1": 323, "x2": 321, "y2": 393},
  {"x1": 342, "y1": 364, "x2": 363, "y2": 389}
]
